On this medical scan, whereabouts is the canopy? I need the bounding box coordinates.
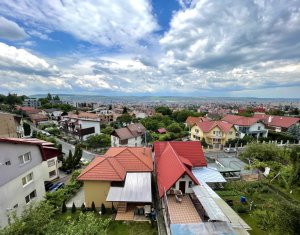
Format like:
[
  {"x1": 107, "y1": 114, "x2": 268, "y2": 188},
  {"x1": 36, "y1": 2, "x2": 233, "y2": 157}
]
[
  {"x1": 106, "y1": 172, "x2": 152, "y2": 202},
  {"x1": 192, "y1": 167, "x2": 226, "y2": 184}
]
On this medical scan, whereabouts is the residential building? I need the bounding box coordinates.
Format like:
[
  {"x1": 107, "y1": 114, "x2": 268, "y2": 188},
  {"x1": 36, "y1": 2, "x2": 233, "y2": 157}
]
[
  {"x1": 61, "y1": 112, "x2": 101, "y2": 140},
  {"x1": 0, "y1": 138, "x2": 61, "y2": 227},
  {"x1": 22, "y1": 98, "x2": 41, "y2": 109},
  {"x1": 77, "y1": 147, "x2": 153, "y2": 220},
  {"x1": 253, "y1": 114, "x2": 300, "y2": 133},
  {"x1": 154, "y1": 141, "x2": 250, "y2": 235},
  {"x1": 0, "y1": 112, "x2": 24, "y2": 138},
  {"x1": 190, "y1": 121, "x2": 237, "y2": 147},
  {"x1": 111, "y1": 123, "x2": 146, "y2": 147},
  {"x1": 222, "y1": 114, "x2": 268, "y2": 138}
]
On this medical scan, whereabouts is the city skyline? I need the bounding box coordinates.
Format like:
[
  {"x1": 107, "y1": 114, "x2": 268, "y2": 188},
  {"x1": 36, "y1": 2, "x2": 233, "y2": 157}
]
[{"x1": 0, "y1": 0, "x2": 300, "y2": 98}]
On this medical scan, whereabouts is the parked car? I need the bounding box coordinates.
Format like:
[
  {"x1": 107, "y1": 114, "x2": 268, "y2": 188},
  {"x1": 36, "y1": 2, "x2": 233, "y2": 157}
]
[
  {"x1": 224, "y1": 147, "x2": 237, "y2": 153},
  {"x1": 44, "y1": 181, "x2": 53, "y2": 191},
  {"x1": 49, "y1": 182, "x2": 65, "y2": 192}
]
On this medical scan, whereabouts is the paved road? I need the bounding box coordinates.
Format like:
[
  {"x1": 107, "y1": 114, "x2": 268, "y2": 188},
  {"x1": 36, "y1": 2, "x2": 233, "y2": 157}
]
[{"x1": 28, "y1": 124, "x2": 96, "y2": 162}]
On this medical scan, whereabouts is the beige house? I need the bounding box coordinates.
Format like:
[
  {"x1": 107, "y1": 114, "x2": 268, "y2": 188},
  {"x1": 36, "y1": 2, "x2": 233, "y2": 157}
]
[
  {"x1": 0, "y1": 112, "x2": 24, "y2": 138},
  {"x1": 190, "y1": 121, "x2": 237, "y2": 147},
  {"x1": 77, "y1": 147, "x2": 153, "y2": 213}
]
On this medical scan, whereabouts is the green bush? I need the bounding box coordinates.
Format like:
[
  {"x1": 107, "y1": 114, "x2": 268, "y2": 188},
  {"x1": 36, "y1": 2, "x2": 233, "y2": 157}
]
[{"x1": 236, "y1": 205, "x2": 248, "y2": 214}]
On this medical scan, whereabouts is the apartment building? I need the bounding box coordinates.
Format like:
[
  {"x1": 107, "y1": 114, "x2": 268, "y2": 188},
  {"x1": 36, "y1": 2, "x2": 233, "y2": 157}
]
[{"x1": 0, "y1": 138, "x2": 61, "y2": 227}]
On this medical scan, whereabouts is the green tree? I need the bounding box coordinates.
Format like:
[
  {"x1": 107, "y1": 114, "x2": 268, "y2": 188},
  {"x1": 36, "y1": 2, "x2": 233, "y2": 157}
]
[
  {"x1": 155, "y1": 106, "x2": 172, "y2": 116},
  {"x1": 85, "y1": 134, "x2": 111, "y2": 149},
  {"x1": 122, "y1": 106, "x2": 128, "y2": 114},
  {"x1": 53, "y1": 95, "x2": 60, "y2": 100},
  {"x1": 2, "y1": 201, "x2": 55, "y2": 235},
  {"x1": 116, "y1": 114, "x2": 132, "y2": 123},
  {"x1": 23, "y1": 122, "x2": 31, "y2": 136},
  {"x1": 289, "y1": 146, "x2": 300, "y2": 188},
  {"x1": 166, "y1": 123, "x2": 182, "y2": 133},
  {"x1": 46, "y1": 93, "x2": 52, "y2": 100},
  {"x1": 101, "y1": 126, "x2": 113, "y2": 135}
]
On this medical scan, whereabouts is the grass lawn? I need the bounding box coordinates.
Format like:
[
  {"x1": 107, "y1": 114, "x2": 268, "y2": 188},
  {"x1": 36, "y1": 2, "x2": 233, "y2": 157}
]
[
  {"x1": 56, "y1": 210, "x2": 158, "y2": 235},
  {"x1": 214, "y1": 181, "x2": 296, "y2": 235}
]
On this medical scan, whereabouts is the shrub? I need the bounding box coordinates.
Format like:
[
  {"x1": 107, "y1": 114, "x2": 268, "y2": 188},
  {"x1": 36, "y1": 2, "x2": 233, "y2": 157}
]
[
  {"x1": 81, "y1": 203, "x2": 86, "y2": 213},
  {"x1": 101, "y1": 203, "x2": 106, "y2": 215},
  {"x1": 91, "y1": 201, "x2": 96, "y2": 212},
  {"x1": 71, "y1": 202, "x2": 76, "y2": 213},
  {"x1": 62, "y1": 201, "x2": 67, "y2": 213},
  {"x1": 236, "y1": 205, "x2": 248, "y2": 214}
]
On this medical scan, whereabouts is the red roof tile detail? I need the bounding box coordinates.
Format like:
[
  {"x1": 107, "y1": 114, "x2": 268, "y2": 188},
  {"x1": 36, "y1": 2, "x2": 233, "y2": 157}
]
[
  {"x1": 77, "y1": 147, "x2": 152, "y2": 181},
  {"x1": 253, "y1": 114, "x2": 300, "y2": 128},
  {"x1": 154, "y1": 141, "x2": 206, "y2": 198},
  {"x1": 196, "y1": 121, "x2": 234, "y2": 133},
  {"x1": 222, "y1": 114, "x2": 260, "y2": 126}
]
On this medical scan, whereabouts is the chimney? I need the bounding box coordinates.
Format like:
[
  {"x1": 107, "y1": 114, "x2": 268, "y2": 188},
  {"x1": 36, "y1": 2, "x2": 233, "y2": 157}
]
[
  {"x1": 143, "y1": 146, "x2": 146, "y2": 155},
  {"x1": 268, "y1": 116, "x2": 273, "y2": 123}
]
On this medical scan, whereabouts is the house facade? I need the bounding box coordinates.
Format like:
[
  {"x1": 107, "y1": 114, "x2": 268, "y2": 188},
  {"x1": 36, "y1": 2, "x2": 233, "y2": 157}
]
[
  {"x1": 0, "y1": 112, "x2": 24, "y2": 138},
  {"x1": 77, "y1": 147, "x2": 153, "y2": 215},
  {"x1": 222, "y1": 114, "x2": 268, "y2": 138},
  {"x1": 61, "y1": 112, "x2": 101, "y2": 140},
  {"x1": 22, "y1": 98, "x2": 41, "y2": 109},
  {"x1": 253, "y1": 114, "x2": 300, "y2": 134},
  {"x1": 0, "y1": 138, "x2": 61, "y2": 227},
  {"x1": 190, "y1": 121, "x2": 237, "y2": 147},
  {"x1": 111, "y1": 123, "x2": 146, "y2": 147}
]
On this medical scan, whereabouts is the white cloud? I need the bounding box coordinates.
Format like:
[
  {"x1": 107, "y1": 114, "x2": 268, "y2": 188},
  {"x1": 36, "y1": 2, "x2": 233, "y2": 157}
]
[
  {"x1": 0, "y1": 0, "x2": 158, "y2": 47},
  {"x1": 0, "y1": 42, "x2": 56, "y2": 73},
  {"x1": 0, "y1": 16, "x2": 27, "y2": 40}
]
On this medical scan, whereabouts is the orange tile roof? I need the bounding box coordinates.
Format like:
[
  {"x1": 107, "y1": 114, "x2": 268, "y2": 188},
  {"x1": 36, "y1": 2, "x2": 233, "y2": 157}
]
[
  {"x1": 77, "y1": 147, "x2": 152, "y2": 181},
  {"x1": 253, "y1": 114, "x2": 300, "y2": 128},
  {"x1": 185, "y1": 116, "x2": 209, "y2": 126},
  {"x1": 196, "y1": 121, "x2": 234, "y2": 133}
]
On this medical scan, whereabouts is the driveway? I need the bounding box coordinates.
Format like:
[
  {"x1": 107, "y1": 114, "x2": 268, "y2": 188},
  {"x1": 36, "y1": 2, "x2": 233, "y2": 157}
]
[{"x1": 66, "y1": 187, "x2": 85, "y2": 208}]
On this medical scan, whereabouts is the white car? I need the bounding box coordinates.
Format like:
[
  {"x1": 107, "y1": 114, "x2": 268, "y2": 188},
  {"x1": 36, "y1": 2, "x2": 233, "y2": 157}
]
[{"x1": 224, "y1": 147, "x2": 237, "y2": 153}]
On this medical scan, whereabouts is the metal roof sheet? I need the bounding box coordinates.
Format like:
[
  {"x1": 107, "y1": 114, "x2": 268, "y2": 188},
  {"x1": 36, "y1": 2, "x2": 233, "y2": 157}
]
[
  {"x1": 192, "y1": 167, "x2": 227, "y2": 183},
  {"x1": 106, "y1": 172, "x2": 152, "y2": 202},
  {"x1": 170, "y1": 222, "x2": 237, "y2": 235}
]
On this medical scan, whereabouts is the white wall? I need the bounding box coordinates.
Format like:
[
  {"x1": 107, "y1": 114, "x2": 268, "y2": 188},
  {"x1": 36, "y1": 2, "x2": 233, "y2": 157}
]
[
  {"x1": 78, "y1": 119, "x2": 101, "y2": 141},
  {"x1": 168, "y1": 174, "x2": 195, "y2": 194},
  {"x1": 249, "y1": 122, "x2": 268, "y2": 137},
  {"x1": 41, "y1": 157, "x2": 59, "y2": 181},
  {"x1": 0, "y1": 164, "x2": 46, "y2": 228},
  {"x1": 111, "y1": 135, "x2": 144, "y2": 147}
]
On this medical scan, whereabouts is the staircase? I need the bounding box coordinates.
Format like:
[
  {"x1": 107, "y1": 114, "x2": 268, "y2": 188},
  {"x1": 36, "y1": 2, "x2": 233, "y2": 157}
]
[{"x1": 117, "y1": 202, "x2": 127, "y2": 213}]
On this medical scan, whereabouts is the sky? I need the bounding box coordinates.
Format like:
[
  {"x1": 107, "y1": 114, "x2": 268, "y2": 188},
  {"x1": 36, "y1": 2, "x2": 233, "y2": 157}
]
[{"x1": 0, "y1": 0, "x2": 300, "y2": 98}]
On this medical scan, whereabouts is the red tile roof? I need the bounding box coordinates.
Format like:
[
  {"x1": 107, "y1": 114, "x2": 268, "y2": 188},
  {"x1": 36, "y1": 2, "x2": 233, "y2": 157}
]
[
  {"x1": 185, "y1": 116, "x2": 209, "y2": 126},
  {"x1": 77, "y1": 147, "x2": 152, "y2": 181},
  {"x1": 253, "y1": 114, "x2": 300, "y2": 128},
  {"x1": 0, "y1": 138, "x2": 61, "y2": 161},
  {"x1": 196, "y1": 121, "x2": 234, "y2": 133},
  {"x1": 222, "y1": 114, "x2": 260, "y2": 126},
  {"x1": 154, "y1": 141, "x2": 206, "y2": 198}
]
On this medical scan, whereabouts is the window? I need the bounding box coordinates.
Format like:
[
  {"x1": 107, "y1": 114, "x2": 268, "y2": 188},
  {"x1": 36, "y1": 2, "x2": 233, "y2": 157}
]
[
  {"x1": 13, "y1": 204, "x2": 18, "y2": 208},
  {"x1": 258, "y1": 126, "x2": 261, "y2": 130},
  {"x1": 49, "y1": 170, "x2": 56, "y2": 178},
  {"x1": 22, "y1": 172, "x2": 33, "y2": 186},
  {"x1": 47, "y1": 159, "x2": 55, "y2": 167},
  {"x1": 135, "y1": 137, "x2": 137, "y2": 140},
  {"x1": 181, "y1": 175, "x2": 185, "y2": 179},
  {"x1": 25, "y1": 190, "x2": 37, "y2": 204},
  {"x1": 5, "y1": 160, "x2": 11, "y2": 165},
  {"x1": 213, "y1": 131, "x2": 215, "y2": 134},
  {"x1": 135, "y1": 143, "x2": 137, "y2": 147},
  {"x1": 188, "y1": 181, "x2": 193, "y2": 188},
  {"x1": 229, "y1": 131, "x2": 233, "y2": 135},
  {"x1": 18, "y1": 152, "x2": 31, "y2": 165}
]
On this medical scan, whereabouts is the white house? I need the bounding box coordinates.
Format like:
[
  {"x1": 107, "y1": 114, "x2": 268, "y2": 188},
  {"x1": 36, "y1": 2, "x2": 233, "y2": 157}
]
[
  {"x1": 111, "y1": 123, "x2": 146, "y2": 147},
  {"x1": 0, "y1": 138, "x2": 61, "y2": 228},
  {"x1": 61, "y1": 112, "x2": 101, "y2": 140}
]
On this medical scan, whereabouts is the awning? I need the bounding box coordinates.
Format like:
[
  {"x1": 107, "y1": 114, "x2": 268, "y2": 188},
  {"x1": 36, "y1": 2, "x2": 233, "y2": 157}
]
[
  {"x1": 192, "y1": 167, "x2": 226, "y2": 184},
  {"x1": 106, "y1": 172, "x2": 152, "y2": 202},
  {"x1": 193, "y1": 184, "x2": 251, "y2": 231},
  {"x1": 193, "y1": 185, "x2": 229, "y2": 222}
]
